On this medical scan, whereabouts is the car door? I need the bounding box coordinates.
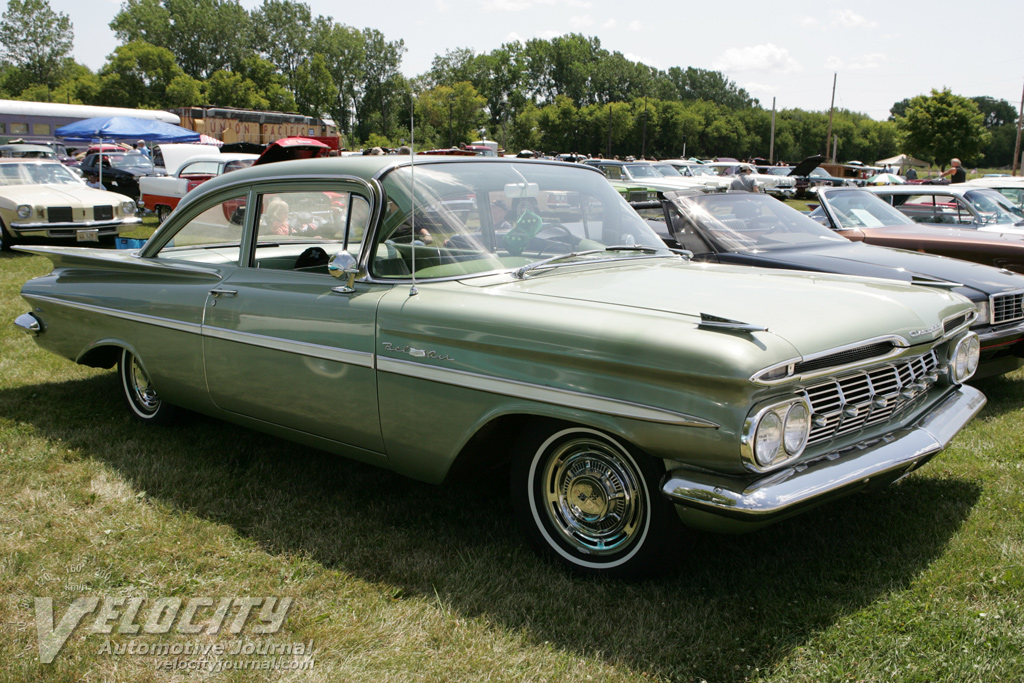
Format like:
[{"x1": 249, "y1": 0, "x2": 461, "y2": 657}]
[{"x1": 200, "y1": 183, "x2": 391, "y2": 456}]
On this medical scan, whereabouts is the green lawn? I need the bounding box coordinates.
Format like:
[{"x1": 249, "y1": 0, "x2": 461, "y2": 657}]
[{"x1": 1, "y1": 247, "x2": 1023, "y2": 682}]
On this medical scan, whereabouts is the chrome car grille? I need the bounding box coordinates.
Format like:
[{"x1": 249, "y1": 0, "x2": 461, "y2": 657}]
[
  {"x1": 992, "y1": 292, "x2": 1024, "y2": 325},
  {"x1": 48, "y1": 207, "x2": 73, "y2": 223},
  {"x1": 805, "y1": 350, "x2": 939, "y2": 446},
  {"x1": 794, "y1": 341, "x2": 896, "y2": 375},
  {"x1": 93, "y1": 205, "x2": 114, "y2": 221},
  {"x1": 943, "y1": 313, "x2": 969, "y2": 334}
]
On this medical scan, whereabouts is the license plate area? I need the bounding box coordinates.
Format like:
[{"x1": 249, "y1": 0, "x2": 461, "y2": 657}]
[{"x1": 76, "y1": 229, "x2": 99, "y2": 243}]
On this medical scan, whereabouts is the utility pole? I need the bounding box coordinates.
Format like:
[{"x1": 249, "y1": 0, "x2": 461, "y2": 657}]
[
  {"x1": 769, "y1": 97, "x2": 776, "y2": 164},
  {"x1": 825, "y1": 73, "x2": 836, "y2": 163},
  {"x1": 1013, "y1": 78, "x2": 1024, "y2": 176}
]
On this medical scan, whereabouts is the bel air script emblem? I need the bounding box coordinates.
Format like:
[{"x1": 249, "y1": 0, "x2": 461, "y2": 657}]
[
  {"x1": 909, "y1": 322, "x2": 942, "y2": 338},
  {"x1": 382, "y1": 342, "x2": 454, "y2": 362}
]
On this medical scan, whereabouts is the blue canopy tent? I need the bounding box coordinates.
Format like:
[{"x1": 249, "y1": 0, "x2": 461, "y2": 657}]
[
  {"x1": 55, "y1": 116, "x2": 200, "y2": 143},
  {"x1": 55, "y1": 116, "x2": 200, "y2": 186}
]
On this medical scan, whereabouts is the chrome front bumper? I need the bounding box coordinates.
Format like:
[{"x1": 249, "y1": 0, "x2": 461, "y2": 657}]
[{"x1": 661, "y1": 384, "x2": 986, "y2": 529}]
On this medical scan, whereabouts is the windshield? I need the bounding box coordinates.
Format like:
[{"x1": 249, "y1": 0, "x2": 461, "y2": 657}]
[
  {"x1": 964, "y1": 188, "x2": 1024, "y2": 224},
  {"x1": 623, "y1": 164, "x2": 662, "y2": 180},
  {"x1": 652, "y1": 164, "x2": 683, "y2": 177},
  {"x1": 810, "y1": 190, "x2": 918, "y2": 228},
  {"x1": 376, "y1": 160, "x2": 670, "y2": 279},
  {"x1": 668, "y1": 192, "x2": 848, "y2": 252},
  {"x1": 110, "y1": 153, "x2": 155, "y2": 171},
  {"x1": 0, "y1": 161, "x2": 83, "y2": 186}
]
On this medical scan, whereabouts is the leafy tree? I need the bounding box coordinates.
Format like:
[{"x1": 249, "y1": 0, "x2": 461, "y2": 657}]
[
  {"x1": 0, "y1": 0, "x2": 73, "y2": 87},
  {"x1": 250, "y1": 0, "x2": 312, "y2": 84},
  {"x1": 355, "y1": 28, "x2": 406, "y2": 141},
  {"x1": 667, "y1": 67, "x2": 757, "y2": 109},
  {"x1": 424, "y1": 47, "x2": 480, "y2": 89},
  {"x1": 204, "y1": 69, "x2": 267, "y2": 109},
  {"x1": 165, "y1": 73, "x2": 203, "y2": 107},
  {"x1": 308, "y1": 19, "x2": 364, "y2": 136},
  {"x1": 895, "y1": 88, "x2": 991, "y2": 167},
  {"x1": 235, "y1": 56, "x2": 295, "y2": 111},
  {"x1": 971, "y1": 96, "x2": 1017, "y2": 129},
  {"x1": 416, "y1": 82, "x2": 487, "y2": 147},
  {"x1": 293, "y1": 53, "x2": 334, "y2": 119},
  {"x1": 97, "y1": 41, "x2": 187, "y2": 108},
  {"x1": 110, "y1": 0, "x2": 252, "y2": 79}
]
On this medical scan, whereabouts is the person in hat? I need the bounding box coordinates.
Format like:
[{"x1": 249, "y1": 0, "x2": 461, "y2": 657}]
[
  {"x1": 729, "y1": 165, "x2": 760, "y2": 192},
  {"x1": 135, "y1": 140, "x2": 151, "y2": 158}
]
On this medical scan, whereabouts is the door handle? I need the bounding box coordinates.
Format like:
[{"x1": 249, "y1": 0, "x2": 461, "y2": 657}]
[{"x1": 209, "y1": 289, "x2": 238, "y2": 299}]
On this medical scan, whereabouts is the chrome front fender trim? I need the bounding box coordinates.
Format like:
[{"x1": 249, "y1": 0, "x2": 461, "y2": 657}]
[
  {"x1": 661, "y1": 384, "x2": 985, "y2": 521},
  {"x1": 378, "y1": 356, "x2": 719, "y2": 428}
]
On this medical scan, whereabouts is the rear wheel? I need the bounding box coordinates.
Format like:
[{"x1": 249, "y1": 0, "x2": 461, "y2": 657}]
[
  {"x1": 156, "y1": 205, "x2": 171, "y2": 224},
  {"x1": 511, "y1": 422, "x2": 681, "y2": 578},
  {"x1": 118, "y1": 348, "x2": 175, "y2": 424}
]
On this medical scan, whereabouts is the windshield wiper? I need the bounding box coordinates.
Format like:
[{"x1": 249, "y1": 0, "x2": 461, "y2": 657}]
[
  {"x1": 513, "y1": 249, "x2": 604, "y2": 279},
  {"x1": 604, "y1": 244, "x2": 661, "y2": 253}
]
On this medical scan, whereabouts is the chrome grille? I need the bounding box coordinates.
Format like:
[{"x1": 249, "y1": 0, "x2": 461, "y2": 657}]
[
  {"x1": 794, "y1": 341, "x2": 895, "y2": 375},
  {"x1": 943, "y1": 313, "x2": 969, "y2": 334},
  {"x1": 805, "y1": 350, "x2": 939, "y2": 446},
  {"x1": 992, "y1": 292, "x2": 1024, "y2": 325}
]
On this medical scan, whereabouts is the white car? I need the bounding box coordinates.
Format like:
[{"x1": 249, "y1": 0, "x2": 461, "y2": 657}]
[
  {"x1": 0, "y1": 158, "x2": 140, "y2": 250},
  {"x1": 658, "y1": 159, "x2": 732, "y2": 191},
  {"x1": 703, "y1": 161, "x2": 797, "y2": 197},
  {"x1": 966, "y1": 176, "x2": 1024, "y2": 210},
  {"x1": 139, "y1": 153, "x2": 258, "y2": 222}
]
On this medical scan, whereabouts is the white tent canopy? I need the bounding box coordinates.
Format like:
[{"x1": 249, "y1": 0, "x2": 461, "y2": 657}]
[{"x1": 875, "y1": 154, "x2": 930, "y2": 169}]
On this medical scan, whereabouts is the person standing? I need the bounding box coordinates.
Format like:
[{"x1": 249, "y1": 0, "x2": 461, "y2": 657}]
[
  {"x1": 136, "y1": 140, "x2": 151, "y2": 158},
  {"x1": 729, "y1": 166, "x2": 759, "y2": 192},
  {"x1": 940, "y1": 158, "x2": 966, "y2": 183}
]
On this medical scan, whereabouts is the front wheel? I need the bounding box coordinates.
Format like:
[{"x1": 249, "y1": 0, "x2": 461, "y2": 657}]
[
  {"x1": 0, "y1": 220, "x2": 17, "y2": 251},
  {"x1": 118, "y1": 348, "x2": 175, "y2": 424},
  {"x1": 511, "y1": 423, "x2": 681, "y2": 578},
  {"x1": 156, "y1": 205, "x2": 171, "y2": 224}
]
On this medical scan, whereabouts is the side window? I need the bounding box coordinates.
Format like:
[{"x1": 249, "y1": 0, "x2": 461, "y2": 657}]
[
  {"x1": 153, "y1": 194, "x2": 248, "y2": 264},
  {"x1": 605, "y1": 166, "x2": 622, "y2": 180},
  {"x1": 667, "y1": 206, "x2": 713, "y2": 254},
  {"x1": 251, "y1": 190, "x2": 367, "y2": 273}
]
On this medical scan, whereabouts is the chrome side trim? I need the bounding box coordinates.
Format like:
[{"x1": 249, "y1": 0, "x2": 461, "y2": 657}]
[
  {"x1": 377, "y1": 356, "x2": 719, "y2": 428},
  {"x1": 22, "y1": 295, "x2": 201, "y2": 335},
  {"x1": 661, "y1": 384, "x2": 986, "y2": 521},
  {"x1": 202, "y1": 327, "x2": 374, "y2": 368}
]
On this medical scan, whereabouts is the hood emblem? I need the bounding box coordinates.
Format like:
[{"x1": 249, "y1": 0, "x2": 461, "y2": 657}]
[{"x1": 908, "y1": 322, "x2": 942, "y2": 338}]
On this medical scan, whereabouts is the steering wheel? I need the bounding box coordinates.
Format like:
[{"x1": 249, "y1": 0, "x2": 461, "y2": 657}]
[{"x1": 528, "y1": 225, "x2": 578, "y2": 256}]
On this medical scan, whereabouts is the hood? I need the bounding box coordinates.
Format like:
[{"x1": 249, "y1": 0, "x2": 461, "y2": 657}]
[
  {"x1": 254, "y1": 137, "x2": 330, "y2": 165},
  {"x1": 745, "y1": 241, "x2": 1024, "y2": 300},
  {"x1": 789, "y1": 154, "x2": 825, "y2": 177},
  {"x1": 481, "y1": 259, "x2": 970, "y2": 359},
  {"x1": 5, "y1": 184, "x2": 120, "y2": 204}
]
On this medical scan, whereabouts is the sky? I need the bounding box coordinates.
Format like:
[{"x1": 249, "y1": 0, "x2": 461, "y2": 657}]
[{"x1": 46, "y1": 0, "x2": 1024, "y2": 122}]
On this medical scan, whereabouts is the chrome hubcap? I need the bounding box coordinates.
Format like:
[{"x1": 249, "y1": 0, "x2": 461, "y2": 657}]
[
  {"x1": 129, "y1": 357, "x2": 160, "y2": 413},
  {"x1": 541, "y1": 437, "x2": 644, "y2": 555}
]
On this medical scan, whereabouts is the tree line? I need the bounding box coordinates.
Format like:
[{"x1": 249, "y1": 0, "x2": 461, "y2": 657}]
[{"x1": 1, "y1": 0, "x2": 1018, "y2": 167}]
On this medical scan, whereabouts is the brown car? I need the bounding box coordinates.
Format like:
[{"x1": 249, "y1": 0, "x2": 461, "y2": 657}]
[{"x1": 808, "y1": 187, "x2": 1024, "y2": 273}]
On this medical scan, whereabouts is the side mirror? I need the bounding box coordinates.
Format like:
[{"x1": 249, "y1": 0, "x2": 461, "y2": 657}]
[{"x1": 328, "y1": 250, "x2": 359, "y2": 293}]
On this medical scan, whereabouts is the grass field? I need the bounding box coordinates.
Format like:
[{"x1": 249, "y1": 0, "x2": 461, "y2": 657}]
[{"x1": 2, "y1": 232, "x2": 1024, "y2": 682}]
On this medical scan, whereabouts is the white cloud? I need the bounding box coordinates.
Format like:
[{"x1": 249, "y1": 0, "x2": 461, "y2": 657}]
[
  {"x1": 713, "y1": 44, "x2": 802, "y2": 75},
  {"x1": 569, "y1": 14, "x2": 594, "y2": 29},
  {"x1": 485, "y1": 0, "x2": 591, "y2": 10},
  {"x1": 602, "y1": 18, "x2": 617, "y2": 29},
  {"x1": 825, "y1": 56, "x2": 844, "y2": 70},
  {"x1": 848, "y1": 53, "x2": 888, "y2": 70},
  {"x1": 798, "y1": 17, "x2": 817, "y2": 27},
  {"x1": 628, "y1": 20, "x2": 642, "y2": 31},
  {"x1": 833, "y1": 9, "x2": 877, "y2": 28}
]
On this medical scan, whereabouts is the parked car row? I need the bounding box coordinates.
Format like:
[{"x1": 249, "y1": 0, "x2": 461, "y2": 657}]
[{"x1": 11, "y1": 156, "x2": 990, "y2": 578}]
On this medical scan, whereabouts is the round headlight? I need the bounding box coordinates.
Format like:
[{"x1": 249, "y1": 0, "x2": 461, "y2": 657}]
[
  {"x1": 17, "y1": 204, "x2": 32, "y2": 219},
  {"x1": 754, "y1": 411, "x2": 783, "y2": 467},
  {"x1": 952, "y1": 333, "x2": 981, "y2": 382},
  {"x1": 783, "y1": 403, "x2": 810, "y2": 456},
  {"x1": 122, "y1": 200, "x2": 137, "y2": 216}
]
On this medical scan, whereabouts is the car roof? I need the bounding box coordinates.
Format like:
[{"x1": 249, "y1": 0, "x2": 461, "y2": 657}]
[{"x1": 867, "y1": 185, "x2": 988, "y2": 196}]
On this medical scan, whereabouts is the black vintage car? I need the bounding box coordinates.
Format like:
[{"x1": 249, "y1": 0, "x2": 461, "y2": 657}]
[
  {"x1": 77, "y1": 151, "x2": 163, "y2": 201},
  {"x1": 635, "y1": 190, "x2": 1024, "y2": 378}
]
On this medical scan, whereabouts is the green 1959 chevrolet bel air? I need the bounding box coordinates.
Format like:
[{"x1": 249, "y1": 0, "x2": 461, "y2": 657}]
[{"x1": 15, "y1": 156, "x2": 985, "y2": 577}]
